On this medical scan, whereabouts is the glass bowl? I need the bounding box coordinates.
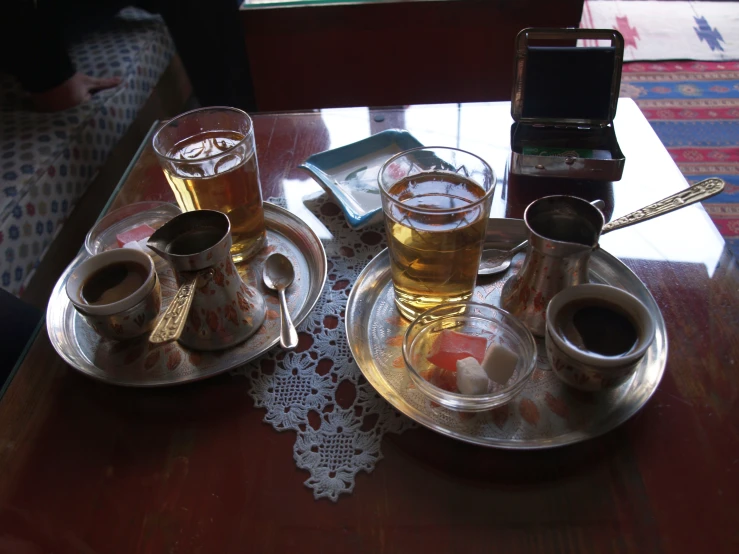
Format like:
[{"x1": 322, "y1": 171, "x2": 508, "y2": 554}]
[
  {"x1": 403, "y1": 302, "x2": 537, "y2": 412},
  {"x1": 85, "y1": 201, "x2": 181, "y2": 256}
]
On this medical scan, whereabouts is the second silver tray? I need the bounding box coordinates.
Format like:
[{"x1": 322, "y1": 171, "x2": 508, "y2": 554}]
[
  {"x1": 47, "y1": 203, "x2": 327, "y2": 387},
  {"x1": 346, "y1": 218, "x2": 668, "y2": 449}
]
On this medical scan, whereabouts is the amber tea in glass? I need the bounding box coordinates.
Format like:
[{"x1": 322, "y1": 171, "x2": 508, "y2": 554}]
[
  {"x1": 379, "y1": 147, "x2": 495, "y2": 320},
  {"x1": 153, "y1": 107, "x2": 266, "y2": 263}
]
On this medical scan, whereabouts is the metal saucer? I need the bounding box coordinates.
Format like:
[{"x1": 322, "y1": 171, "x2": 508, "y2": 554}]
[
  {"x1": 345, "y1": 218, "x2": 667, "y2": 449},
  {"x1": 47, "y1": 203, "x2": 327, "y2": 387}
]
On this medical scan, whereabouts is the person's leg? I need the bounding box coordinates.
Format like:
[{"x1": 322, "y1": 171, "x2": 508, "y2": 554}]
[
  {"x1": 140, "y1": 0, "x2": 258, "y2": 112},
  {"x1": 5, "y1": 0, "x2": 129, "y2": 105},
  {"x1": 39, "y1": 0, "x2": 256, "y2": 111},
  {"x1": 0, "y1": 290, "x2": 42, "y2": 387}
]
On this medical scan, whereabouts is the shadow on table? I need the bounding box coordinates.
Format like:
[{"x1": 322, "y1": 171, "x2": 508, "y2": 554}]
[{"x1": 383, "y1": 406, "x2": 653, "y2": 489}]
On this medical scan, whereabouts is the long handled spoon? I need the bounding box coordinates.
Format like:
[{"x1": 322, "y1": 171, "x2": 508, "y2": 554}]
[
  {"x1": 149, "y1": 269, "x2": 210, "y2": 345},
  {"x1": 478, "y1": 177, "x2": 725, "y2": 276}
]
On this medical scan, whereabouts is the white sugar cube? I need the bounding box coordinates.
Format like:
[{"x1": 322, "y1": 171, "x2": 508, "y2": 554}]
[
  {"x1": 138, "y1": 237, "x2": 154, "y2": 254},
  {"x1": 122, "y1": 240, "x2": 146, "y2": 253},
  {"x1": 122, "y1": 238, "x2": 154, "y2": 254},
  {"x1": 482, "y1": 344, "x2": 518, "y2": 385},
  {"x1": 456, "y1": 357, "x2": 491, "y2": 395}
]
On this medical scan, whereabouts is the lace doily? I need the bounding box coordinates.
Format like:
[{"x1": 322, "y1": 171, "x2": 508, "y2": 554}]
[{"x1": 234, "y1": 194, "x2": 415, "y2": 501}]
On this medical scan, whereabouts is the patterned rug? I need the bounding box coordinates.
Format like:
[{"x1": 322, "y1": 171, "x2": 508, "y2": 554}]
[
  {"x1": 582, "y1": 1, "x2": 739, "y2": 61},
  {"x1": 619, "y1": 61, "x2": 739, "y2": 257},
  {"x1": 581, "y1": 1, "x2": 739, "y2": 258}
]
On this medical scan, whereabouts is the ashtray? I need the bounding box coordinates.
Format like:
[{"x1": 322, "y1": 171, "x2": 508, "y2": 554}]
[
  {"x1": 299, "y1": 129, "x2": 423, "y2": 228},
  {"x1": 85, "y1": 201, "x2": 182, "y2": 256},
  {"x1": 403, "y1": 302, "x2": 538, "y2": 412}
]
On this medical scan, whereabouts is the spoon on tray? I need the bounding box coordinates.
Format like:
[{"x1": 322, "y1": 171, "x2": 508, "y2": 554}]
[
  {"x1": 263, "y1": 253, "x2": 299, "y2": 350},
  {"x1": 479, "y1": 199, "x2": 606, "y2": 276},
  {"x1": 478, "y1": 177, "x2": 725, "y2": 276}
]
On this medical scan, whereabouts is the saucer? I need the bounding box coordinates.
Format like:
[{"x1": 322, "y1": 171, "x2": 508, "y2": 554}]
[
  {"x1": 85, "y1": 201, "x2": 182, "y2": 255},
  {"x1": 345, "y1": 218, "x2": 668, "y2": 449},
  {"x1": 47, "y1": 203, "x2": 327, "y2": 387},
  {"x1": 299, "y1": 129, "x2": 423, "y2": 229}
]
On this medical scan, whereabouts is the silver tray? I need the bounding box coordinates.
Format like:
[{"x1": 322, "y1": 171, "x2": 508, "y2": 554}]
[
  {"x1": 47, "y1": 203, "x2": 327, "y2": 387},
  {"x1": 346, "y1": 218, "x2": 667, "y2": 449}
]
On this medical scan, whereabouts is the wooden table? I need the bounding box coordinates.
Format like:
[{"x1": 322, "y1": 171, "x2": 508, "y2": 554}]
[{"x1": 1, "y1": 100, "x2": 737, "y2": 554}]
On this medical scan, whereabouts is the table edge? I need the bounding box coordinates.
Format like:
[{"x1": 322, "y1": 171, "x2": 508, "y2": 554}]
[{"x1": 1, "y1": 122, "x2": 161, "y2": 400}]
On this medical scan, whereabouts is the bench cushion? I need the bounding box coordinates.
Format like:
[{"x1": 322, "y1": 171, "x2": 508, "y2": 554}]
[{"x1": 0, "y1": 8, "x2": 174, "y2": 296}]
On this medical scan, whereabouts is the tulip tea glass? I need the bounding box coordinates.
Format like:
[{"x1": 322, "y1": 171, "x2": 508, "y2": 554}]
[
  {"x1": 378, "y1": 147, "x2": 495, "y2": 320},
  {"x1": 153, "y1": 107, "x2": 266, "y2": 263}
]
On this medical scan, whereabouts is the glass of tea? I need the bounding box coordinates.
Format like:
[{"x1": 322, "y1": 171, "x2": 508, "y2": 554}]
[
  {"x1": 152, "y1": 107, "x2": 266, "y2": 263},
  {"x1": 378, "y1": 147, "x2": 496, "y2": 320}
]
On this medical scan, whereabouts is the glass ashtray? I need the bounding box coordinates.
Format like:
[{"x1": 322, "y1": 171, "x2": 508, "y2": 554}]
[
  {"x1": 85, "y1": 201, "x2": 182, "y2": 256},
  {"x1": 403, "y1": 302, "x2": 537, "y2": 412}
]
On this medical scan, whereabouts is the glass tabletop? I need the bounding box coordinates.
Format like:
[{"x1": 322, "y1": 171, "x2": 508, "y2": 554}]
[{"x1": 2, "y1": 101, "x2": 737, "y2": 554}]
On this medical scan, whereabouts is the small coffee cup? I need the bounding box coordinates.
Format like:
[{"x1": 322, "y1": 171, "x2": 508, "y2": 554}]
[
  {"x1": 66, "y1": 248, "x2": 161, "y2": 340},
  {"x1": 545, "y1": 284, "x2": 655, "y2": 392}
]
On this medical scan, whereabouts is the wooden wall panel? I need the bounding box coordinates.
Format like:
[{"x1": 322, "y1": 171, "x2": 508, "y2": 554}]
[{"x1": 241, "y1": 0, "x2": 585, "y2": 111}]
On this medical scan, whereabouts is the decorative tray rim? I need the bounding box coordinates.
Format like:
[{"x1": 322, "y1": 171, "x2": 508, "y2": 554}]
[
  {"x1": 345, "y1": 217, "x2": 668, "y2": 450},
  {"x1": 46, "y1": 202, "x2": 327, "y2": 387}
]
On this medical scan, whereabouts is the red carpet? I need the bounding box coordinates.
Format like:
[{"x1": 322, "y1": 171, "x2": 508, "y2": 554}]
[
  {"x1": 620, "y1": 61, "x2": 739, "y2": 257},
  {"x1": 582, "y1": 1, "x2": 739, "y2": 258}
]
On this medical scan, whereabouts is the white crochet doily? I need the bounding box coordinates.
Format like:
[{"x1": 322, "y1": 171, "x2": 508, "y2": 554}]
[{"x1": 234, "y1": 194, "x2": 415, "y2": 501}]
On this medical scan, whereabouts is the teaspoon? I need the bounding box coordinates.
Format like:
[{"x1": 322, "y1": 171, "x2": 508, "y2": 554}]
[{"x1": 262, "y1": 253, "x2": 298, "y2": 350}]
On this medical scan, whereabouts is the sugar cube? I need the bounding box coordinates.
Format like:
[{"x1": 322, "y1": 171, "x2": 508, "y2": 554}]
[
  {"x1": 482, "y1": 344, "x2": 518, "y2": 385},
  {"x1": 456, "y1": 357, "x2": 491, "y2": 395},
  {"x1": 122, "y1": 240, "x2": 145, "y2": 253}
]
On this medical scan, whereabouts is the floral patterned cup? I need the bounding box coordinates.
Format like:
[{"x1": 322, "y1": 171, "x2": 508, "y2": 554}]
[
  {"x1": 66, "y1": 248, "x2": 161, "y2": 340},
  {"x1": 545, "y1": 284, "x2": 655, "y2": 391}
]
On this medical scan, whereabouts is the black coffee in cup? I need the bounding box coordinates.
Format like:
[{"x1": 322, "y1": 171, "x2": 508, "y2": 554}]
[
  {"x1": 554, "y1": 298, "x2": 638, "y2": 357},
  {"x1": 81, "y1": 261, "x2": 148, "y2": 306}
]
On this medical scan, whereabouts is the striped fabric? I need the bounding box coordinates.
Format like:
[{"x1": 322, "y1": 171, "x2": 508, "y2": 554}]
[{"x1": 620, "y1": 61, "x2": 739, "y2": 257}]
